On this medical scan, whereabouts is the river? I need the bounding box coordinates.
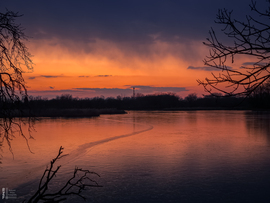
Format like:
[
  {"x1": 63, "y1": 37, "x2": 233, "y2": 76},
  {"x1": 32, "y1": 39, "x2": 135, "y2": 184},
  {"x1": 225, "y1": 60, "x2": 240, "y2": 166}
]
[{"x1": 1, "y1": 110, "x2": 270, "y2": 202}]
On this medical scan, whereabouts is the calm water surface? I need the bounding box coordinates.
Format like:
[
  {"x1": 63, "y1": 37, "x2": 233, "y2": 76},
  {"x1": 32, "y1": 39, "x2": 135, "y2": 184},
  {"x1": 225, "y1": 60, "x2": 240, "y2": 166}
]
[{"x1": 1, "y1": 111, "x2": 270, "y2": 202}]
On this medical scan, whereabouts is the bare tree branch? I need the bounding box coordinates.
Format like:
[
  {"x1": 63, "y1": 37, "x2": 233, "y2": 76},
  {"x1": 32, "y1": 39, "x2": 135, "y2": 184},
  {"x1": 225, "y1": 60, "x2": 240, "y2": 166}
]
[
  {"x1": 0, "y1": 10, "x2": 34, "y2": 154},
  {"x1": 198, "y1": 1, "x2": 270, "y2": 97},
  {"x1": 26, "y1": 146, "x2": 102, "y2": 203}
]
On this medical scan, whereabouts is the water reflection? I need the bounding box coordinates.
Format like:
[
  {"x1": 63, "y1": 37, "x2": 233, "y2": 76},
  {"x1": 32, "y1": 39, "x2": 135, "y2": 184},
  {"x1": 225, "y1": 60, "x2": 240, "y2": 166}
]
[
  {"x1": 73, "y1": 111, "x2": 270, "y2": 202},
  {"x1": 244, "y1": 111, "x2": 270, "y2": 143},
  {"x1": 185, "y1": 111, "x2": 198, "y2": 124},
  {"x1": 1, "y1": 111, "x2": 270, "y2": 202}
]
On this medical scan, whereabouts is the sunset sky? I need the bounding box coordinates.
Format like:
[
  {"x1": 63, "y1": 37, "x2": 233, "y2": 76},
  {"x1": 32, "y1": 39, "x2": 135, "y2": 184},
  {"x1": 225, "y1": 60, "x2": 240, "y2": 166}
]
[{"x1": 1, "y1": 0, "x2": 261, "y2": 98}]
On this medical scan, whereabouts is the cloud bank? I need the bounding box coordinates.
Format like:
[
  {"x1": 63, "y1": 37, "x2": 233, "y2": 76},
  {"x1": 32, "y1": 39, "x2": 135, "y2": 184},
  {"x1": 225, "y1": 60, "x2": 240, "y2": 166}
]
[
  {"x1": 28, "y1": 86, "x2": 188, "y2": 99},
  {"x1": 187, "y1": 66, "x2": 233, "y2": 71},
  {"x1": 1, "y1": 0, "x2": 255, "y2": 59}
]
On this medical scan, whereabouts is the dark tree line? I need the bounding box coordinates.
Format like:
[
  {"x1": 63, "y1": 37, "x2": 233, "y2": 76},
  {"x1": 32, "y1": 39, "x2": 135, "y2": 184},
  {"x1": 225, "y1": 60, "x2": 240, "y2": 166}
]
[
  {"x1": 21, "y1": 92, "x2": 270, "y2": 110},
  {"x1": 249, "y1": 79, "x2": 270, "y2": 108}
]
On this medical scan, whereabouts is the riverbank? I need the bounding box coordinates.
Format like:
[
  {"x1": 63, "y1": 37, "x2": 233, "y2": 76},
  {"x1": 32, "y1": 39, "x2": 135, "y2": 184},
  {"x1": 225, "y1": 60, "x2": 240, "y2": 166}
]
[
  {"x1": 9, "y1": 108, "x2": 126, "y2": 118},
  {"x1": 163, "y1": 106, "x2": 251, "y2": 111},
  {"x1": 8, "y1": 107, "x2": 270, "y2": 118}
]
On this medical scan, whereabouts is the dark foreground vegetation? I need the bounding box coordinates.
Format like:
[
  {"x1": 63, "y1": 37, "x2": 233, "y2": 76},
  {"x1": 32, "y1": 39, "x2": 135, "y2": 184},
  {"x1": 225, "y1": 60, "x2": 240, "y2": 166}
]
[{"x1": 25, "y1": 146, "x2": 101, "y2": 203}]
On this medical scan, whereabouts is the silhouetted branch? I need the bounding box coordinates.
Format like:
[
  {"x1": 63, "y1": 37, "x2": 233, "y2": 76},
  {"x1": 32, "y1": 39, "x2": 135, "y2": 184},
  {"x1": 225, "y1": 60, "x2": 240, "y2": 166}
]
[
  {"x1": 26, "y1": 146, "x2": 101, "y2": 203},
  {"x1": 0, "y1": 10, "x2": 34, "y2": 153},
  {"x1": 198, "y1": 0, "x2": 270, "y2": 97}
]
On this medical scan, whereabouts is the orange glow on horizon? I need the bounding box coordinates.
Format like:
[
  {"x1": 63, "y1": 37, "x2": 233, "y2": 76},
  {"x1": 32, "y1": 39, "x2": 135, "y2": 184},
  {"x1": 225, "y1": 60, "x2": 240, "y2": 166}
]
[{"x1": 23, "y1": 38, "x2": 248, "y2": 98}]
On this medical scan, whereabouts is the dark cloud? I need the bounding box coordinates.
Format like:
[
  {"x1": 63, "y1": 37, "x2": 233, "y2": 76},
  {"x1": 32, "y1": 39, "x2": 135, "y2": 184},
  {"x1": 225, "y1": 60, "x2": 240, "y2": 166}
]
[
  {"x1": 28, "y1": 86, "x2": 188, "y2": 99},
  {"x1": 29, "y1": 89, "x2": 78, "y2": 94},
  {"x1": 28, "y1": 88, "x2": 125, "y2": 99},
  {"x1": 3, "y1": 1, "x2": 268, "y2": 70},
  {"x1": 41, "y1": 75, "x2": 61, "y2": 78},
  {"x1": 1, "y1": 0, "x2": 256, "y2": 47},
  {"x1": 3, "y1": 0, "x2": 267, "y2": 65},
  {"x1": 75, "y1": 86, "x2": 187, "y2": 94},
  {"x1": 242, "y1": 62, "x2": 268, "y2": 66},
  {"x1": 126, "y1": 85, "x2": 187, "y2": 93},
  {"x1": 187, "y1": 66, "x2": 233, "y2": 71},
  {"x1": 28, "y1": 89, "x2": 78, "y2": 99},
  {"x1": 74, "y1": 88, "x2": 131, "y2": 96},
  {"x1": 27, "y1": 75, "x2": 64, "y2": 80},
  {"x1": 95, "y1": 75, "x2": 112, "y2": 77},
  {"x1": 78, "y1": 75, "x2": 112, "y2": 78}
]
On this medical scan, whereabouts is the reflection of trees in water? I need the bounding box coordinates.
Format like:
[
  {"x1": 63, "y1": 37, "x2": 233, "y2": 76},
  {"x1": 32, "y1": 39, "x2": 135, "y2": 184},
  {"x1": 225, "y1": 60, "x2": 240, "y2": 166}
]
[
  {"x1": 244, "y1": 111, "x2": 270, "y2": 143},
  {"x1": 0, "y1": 142, "x2": 1, "y2": 164},
  {"x1": 185, "y1": 111, "x2": 198, "y2": 124}
]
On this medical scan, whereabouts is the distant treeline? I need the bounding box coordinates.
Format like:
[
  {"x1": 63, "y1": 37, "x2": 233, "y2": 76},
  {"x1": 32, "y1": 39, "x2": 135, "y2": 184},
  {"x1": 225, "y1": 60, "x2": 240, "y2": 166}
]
[{"x1": 24, "y1": 90, "x2": 270, "y2": 110}]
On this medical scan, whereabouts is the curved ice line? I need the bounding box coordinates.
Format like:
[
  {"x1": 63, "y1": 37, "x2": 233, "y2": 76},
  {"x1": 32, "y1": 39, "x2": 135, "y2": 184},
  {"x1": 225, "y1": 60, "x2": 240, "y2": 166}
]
[
  {"x1": 12, "y1": 117, "x2": 153, "y2": 189},
  {"x1": 81, "y1": 125, "x2": 152, "y2": 149},
  {"x1": 64, "y1": 122, "x2": 153, "y2": 163}
]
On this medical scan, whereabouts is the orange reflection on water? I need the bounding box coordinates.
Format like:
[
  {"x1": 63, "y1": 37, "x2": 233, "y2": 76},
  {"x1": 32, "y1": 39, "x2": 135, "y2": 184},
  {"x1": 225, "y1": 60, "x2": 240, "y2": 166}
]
[
  {"x1": 0, "y1": 116, "x2": 142, "y2": 189},
  {"x1": 1, "y1": 111, "x2": 270, "y2": 193},
  {"x1": 83, "y1": 111, "x2": 270, "y2": 176}
]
